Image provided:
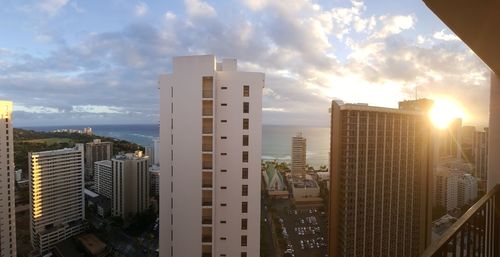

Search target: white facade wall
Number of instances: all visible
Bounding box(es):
[94,160,112,199]
[160,55,263,257]
[0,101,16,257]
[29,145,85,254]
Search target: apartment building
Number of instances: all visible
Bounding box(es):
[0,100,16,257]
[29,145,86,254]
[84,139,113,181]
[291,132,307,178]
[111,151,150,219]
[159,55,263,257]
[474,128,489,192]
[94,160,112,199]
[329,101,433,257]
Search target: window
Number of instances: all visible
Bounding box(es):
[202,77,213,98]
[243,135,249,146]
[221,86,228,90]
[242,168,248,179]
[241,253,247,257]
[221,203,227,207]
[220,237,227,240]
[241,235,247,246]
[221,103,227,106]
[221,136,227,139]
[221,169,227,172]
[202,136,213,152]
[242,202,248,213]
[221,120,227,123]
[242,185,248,196]
[220,220,226,224]
[243,119,249,130]
[243,85,249,97]
[221,153,227,156]
[241,219,248,230]
[243,102,249,113]
[242,151,248,163]
[221,186,227,189]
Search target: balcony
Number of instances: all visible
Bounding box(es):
[421,185,500,257]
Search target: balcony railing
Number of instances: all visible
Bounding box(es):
[421,184,500,257]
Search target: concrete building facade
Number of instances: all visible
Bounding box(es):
[29,145,86,254]
[111,151,150,220]
[84,139,113,181]
[159,55,263,257]
[94,160,112,199]
[0,100,16,257]
[474,128,488,191]
[329,101,433,257]
[291,132,307,178]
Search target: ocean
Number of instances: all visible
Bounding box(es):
[22,124,330,168]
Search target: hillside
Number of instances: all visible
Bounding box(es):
[14,128,144,177]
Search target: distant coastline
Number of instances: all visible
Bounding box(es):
[22,124,330,168]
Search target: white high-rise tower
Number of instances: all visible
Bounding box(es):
[0,100,17,257]
[159,55,264,257]
[29,145,85,254]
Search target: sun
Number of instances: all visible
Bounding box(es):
[429,99,465,129]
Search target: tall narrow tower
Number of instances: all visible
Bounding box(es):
[159,55,264,257]
[0,100,17,257]
[291,132,307,177]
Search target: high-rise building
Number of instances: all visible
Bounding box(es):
[329,100,433,257]
[84,139,113,181]
[145,146,154,166]
[149,165,160,197]
[435,158,478,211]
[438,118,462,159]
[153,138,160,166]
[0,100,16,257]
[159,55,263,257]
[94,160,112,199]
[29,145,86,254]
[461,125,476,162]
[111,151,150,219]
[291,132,307,178]
[474,128,489,192]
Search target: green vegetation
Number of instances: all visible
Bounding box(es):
[14,128,144,177]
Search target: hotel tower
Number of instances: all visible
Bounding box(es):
[329,101,433,257]
[159,55,263,257]
[0,101,16,257]
[29,145,85,254]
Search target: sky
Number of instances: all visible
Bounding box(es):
[0,0,490,127]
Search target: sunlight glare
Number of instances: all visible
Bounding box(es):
[429,99,465,129]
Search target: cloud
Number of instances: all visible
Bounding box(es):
[37,0,70,15]
[134,2,149,17]
[433,29,460,41]
[375,15,416,38]
[184,0,216,17]
[72,105,124,114]
[0,0,490,127]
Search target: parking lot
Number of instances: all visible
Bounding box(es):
[273,200,328,257]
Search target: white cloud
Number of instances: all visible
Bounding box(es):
[375,15,415,38]
[14,105,60,114]
[433,30,460,41]
[37,0,69,15]
[263,107,286,112]
[184,0,216,17]
[134,2,149,17]
[72,105,124,114]
[165,11,176,21]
